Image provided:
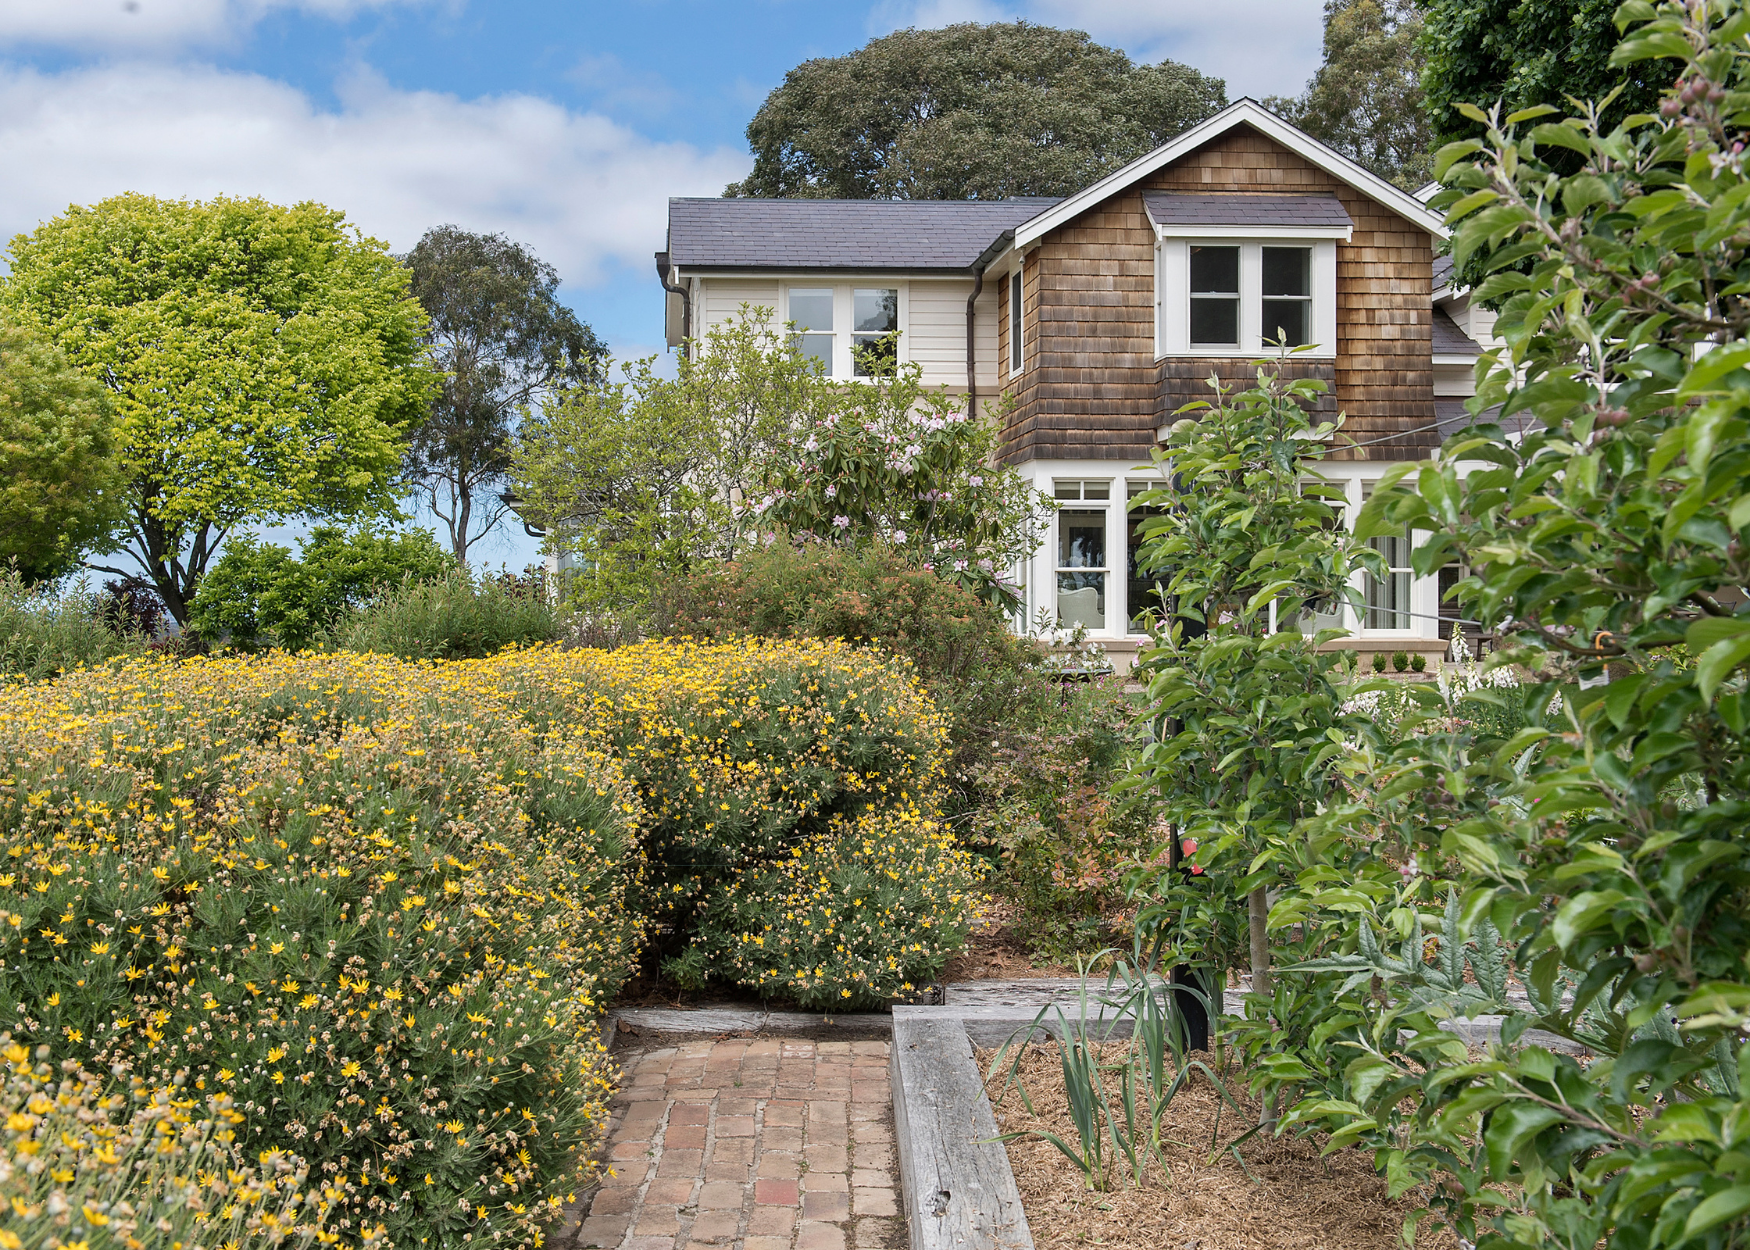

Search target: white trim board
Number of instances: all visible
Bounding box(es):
[1014,99,1449,249]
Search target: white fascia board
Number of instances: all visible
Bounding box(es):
[1014,99,1449,248]
[1152,223,1353,241]
[1434,353,1481,366]
[679,268,955,283]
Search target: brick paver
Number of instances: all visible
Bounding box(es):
[551,1039,903,1250]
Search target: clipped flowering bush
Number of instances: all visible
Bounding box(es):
[0,651,644,1248]
[692,806,981,1009]
[472,639,974,1003]
[0,1036,342,1250]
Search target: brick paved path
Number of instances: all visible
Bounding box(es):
[556,1038,904,1250]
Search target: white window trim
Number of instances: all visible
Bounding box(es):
[1154,234,1339,359]
[778,282,910,380]
[1008,268,1024,377]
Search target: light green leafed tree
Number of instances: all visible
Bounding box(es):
[0,194,436,625]
[0,316,123,585]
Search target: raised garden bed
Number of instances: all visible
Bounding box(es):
[977,1042,1459,1250]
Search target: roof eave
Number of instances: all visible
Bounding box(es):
[1014,99,1449,248]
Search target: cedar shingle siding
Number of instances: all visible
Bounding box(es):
[995,125,1435,465]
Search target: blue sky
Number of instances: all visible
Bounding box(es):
[0,0,1325,568]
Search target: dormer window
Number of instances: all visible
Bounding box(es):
[1148,193,1352,359]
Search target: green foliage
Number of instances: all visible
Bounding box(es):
[0,194,436,625]
[0,316,122,584]
[1392,649,1409,672]
[725,22,1226,200]
[1266,0,1433,189]
[966,677,1149,959]
[401,226,607,561]
[514,308,1046,619]
[513,311,828,613]
[329,565,558,660]
[1419,0,1667,148]
[0,569,140,681]
[1124,361,1378,1005]
[1208,7,1750,1247]
[188,525,452,651]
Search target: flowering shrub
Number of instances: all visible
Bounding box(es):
[693,807,981,1009]
[753,368,1048,611]
[0,651,643,1248]
[0,1037,342,1250]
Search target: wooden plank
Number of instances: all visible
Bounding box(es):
[891,1014,1034,1250]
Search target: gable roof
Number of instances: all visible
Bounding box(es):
[1014,99,1447,249]
[666,196,1060,271]
[1143,191,1352,229]
[1432,307,1481,356]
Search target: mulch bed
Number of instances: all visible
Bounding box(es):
[977,1042,1460,1250]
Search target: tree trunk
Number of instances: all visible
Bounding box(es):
[1248,886,1271,1000]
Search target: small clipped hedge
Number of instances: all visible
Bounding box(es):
[0,652,643,1247]
[695,805,979,1008]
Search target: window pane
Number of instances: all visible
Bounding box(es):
[1127,507,1168,633]
[1057,572,1106,630]
[797,333,833,375]
[1365,530,1411,628]
[852,334,896,377]
[788,289,833,332]
[1261,247,1309,297]
[1190,296,1239,346]
[1261,299,1308,347]
[1058,510,1106,569]
[1054,481,1081,501]
[854,288,897,333]
[1082,481,1110,501]
[1010,272,1023,370]
[1190,245,1239,294]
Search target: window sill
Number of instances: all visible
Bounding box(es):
[1158,346,1336,361]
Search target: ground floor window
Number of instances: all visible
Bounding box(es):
[1054,480,1109,630]
[1126,482,1170,632]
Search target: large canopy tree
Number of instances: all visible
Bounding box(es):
[400,226,606,563]
[1418,0,1668,147]
[0,194,434,625]
[725,22,1227,201]
[1267,0,1434,190]
[0,316,123,584]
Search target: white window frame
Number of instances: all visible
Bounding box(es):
[1329,472,1439,639]
[778,282,910,379]
[1009,268,1024,376]
[1154,230,1344,359]
[1052,478,1113,633]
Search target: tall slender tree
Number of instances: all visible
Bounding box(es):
[401,226,606,562]
[1266,0,1433,190]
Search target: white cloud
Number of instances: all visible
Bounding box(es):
[0,61,750,300]
[0,0,433,51]
[872,0,1324,101]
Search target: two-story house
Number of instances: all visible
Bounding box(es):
[657,100,1487,670]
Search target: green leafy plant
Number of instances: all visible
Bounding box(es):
[1392,649,1409,672]
[0,569,141,681]
[189,525,452,651]
[1372,651,1387,672]
[1411,652,1427,672]
[329,564,558,659]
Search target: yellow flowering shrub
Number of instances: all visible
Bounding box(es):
[0,1037,342,1250]
[695,806,982,1009]
[0,652,644,1248]
[471,638,946,914]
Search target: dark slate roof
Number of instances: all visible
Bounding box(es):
[1433,306,1482,356]
[1432,252,1455,290]
[666,197,1061,270]
[1141,192,1352,228]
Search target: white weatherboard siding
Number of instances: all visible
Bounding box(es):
[698,279,781,335]
[904,278,999,390]
[692,275,998,391]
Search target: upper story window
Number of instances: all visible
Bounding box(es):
[783,284,903,378]
[1009,269,1024,374]
[1164,240,1334,357]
